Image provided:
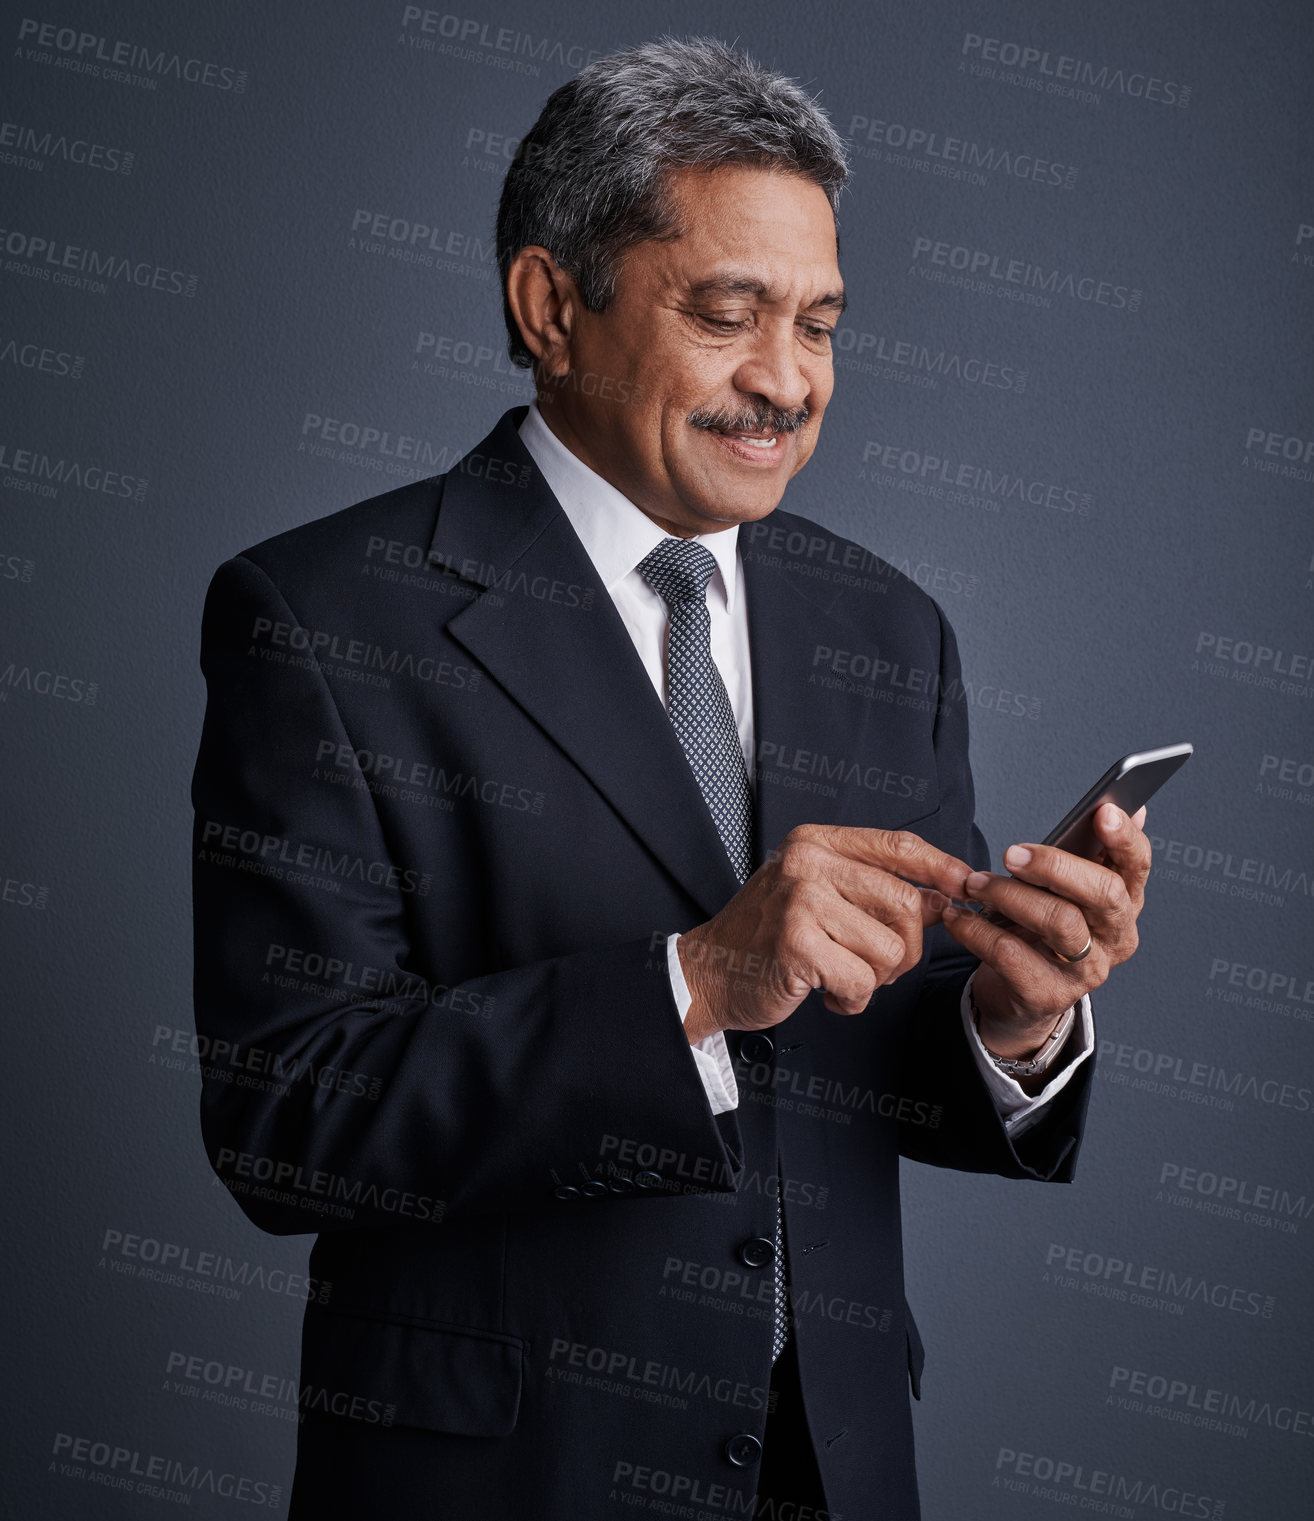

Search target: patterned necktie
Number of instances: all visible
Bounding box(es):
[637,536,789,1363]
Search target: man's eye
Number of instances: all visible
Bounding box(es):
[800,324,835,341]
[700,315,749,332]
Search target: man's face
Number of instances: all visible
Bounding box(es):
[536,163,844,536]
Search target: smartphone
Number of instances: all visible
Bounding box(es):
[1037,743,1193,859]
[978,743,1193,924]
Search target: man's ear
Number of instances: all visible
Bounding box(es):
[505,246,577,380]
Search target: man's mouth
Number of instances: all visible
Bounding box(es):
[689,403,809,445]
[687,404,809,468]
[699,428,796,467]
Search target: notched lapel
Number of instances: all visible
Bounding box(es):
[426,410,741,922]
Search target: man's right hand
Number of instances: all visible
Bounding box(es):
[677,824,973,1045]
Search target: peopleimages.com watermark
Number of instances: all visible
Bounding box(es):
[1192,631,1314,701]
[1097,1037,1312,1116]
[860,433,1092,515]
[957,32,1190,109]
[1205,954,1314,1022]
[396,8,605,74]
[0,439,147,501]
[1,334,85,379]
[1043,1241,1275,1320]
[50,1432,277,1508]
[0,659,98,705]
[150,1023,384,1101]
[1156,1160,1311,1235]
[97,1226,330,1303]
[243,611,483,695]
[0,118,134,174]
[909,234,1141,313]
[991,1446,1221,1518]
[1242,425,1314,484]
[15,18,249,93]
[348,207,495,279]
[1107,1364,1314,1440]
[214,1148,445,1225]
[0,226,197,297]
[164,1350,397,1428]
[1,870,49,908]
[546,1337,773,1416]
[847,111,1077,190]
[198,819,434,897]
[832,323,1027,395]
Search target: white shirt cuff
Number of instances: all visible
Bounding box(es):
[961,971,1094,1139]
[666,932,739,1116]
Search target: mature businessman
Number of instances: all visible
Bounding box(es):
[192,37,1151,1521]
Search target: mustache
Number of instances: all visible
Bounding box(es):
[688,402,810,436]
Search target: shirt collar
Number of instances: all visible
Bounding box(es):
[518,401,741,613]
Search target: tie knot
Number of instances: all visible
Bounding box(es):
[637,536,718,608]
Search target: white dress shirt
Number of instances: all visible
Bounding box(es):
[517,402,1092,1137]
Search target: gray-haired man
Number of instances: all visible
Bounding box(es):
[195,36,1150,1521]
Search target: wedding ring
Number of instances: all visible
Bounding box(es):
[1054,933,1093,964]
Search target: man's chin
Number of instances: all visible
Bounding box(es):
[680,492,786,531]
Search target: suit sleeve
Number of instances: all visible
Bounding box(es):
[191,554,742,1236]
[893,599,1093,1183]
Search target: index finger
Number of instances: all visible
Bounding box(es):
[824,824,972,899]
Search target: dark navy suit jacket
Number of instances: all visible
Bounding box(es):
[191,406,1091,1519]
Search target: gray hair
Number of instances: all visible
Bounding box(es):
[495,36,850,367]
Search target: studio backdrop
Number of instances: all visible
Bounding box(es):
[3,1,1311,1516]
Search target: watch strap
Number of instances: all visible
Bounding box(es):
[972,989,1077,1079]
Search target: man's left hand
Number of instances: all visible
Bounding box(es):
[935,803,1151,1060]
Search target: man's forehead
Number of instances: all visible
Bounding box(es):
[662,166,838,245]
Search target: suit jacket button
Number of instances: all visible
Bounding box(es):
[554,1185,581,1201]
[724,1433,763,1468]
[634,1170,664,1190]
[579,1180,608,1198]
[738,1236,775,1269]
[607,1176,637,1195]
[739,1033,774,1065]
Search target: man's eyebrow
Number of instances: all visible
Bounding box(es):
[811,290,848,315]
[685,275,848,315]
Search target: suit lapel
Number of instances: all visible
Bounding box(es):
[428,410,740,921]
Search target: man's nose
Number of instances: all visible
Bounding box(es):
[731,321,814,416]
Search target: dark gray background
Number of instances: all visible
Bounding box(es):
[3,1,1311,1515]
